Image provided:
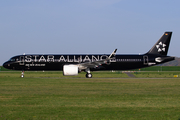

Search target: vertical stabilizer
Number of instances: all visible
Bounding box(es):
[146,32,172,56]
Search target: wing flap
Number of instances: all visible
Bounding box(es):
[78,49,117,70]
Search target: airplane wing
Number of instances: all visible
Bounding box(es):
[78,49,117,70]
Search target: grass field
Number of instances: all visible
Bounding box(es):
[0,71,180,119]
[134,66,180,71]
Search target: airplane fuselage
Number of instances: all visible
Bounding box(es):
[3,32,175,78]
[3,54,174,71]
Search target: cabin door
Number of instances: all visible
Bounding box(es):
[143,56,148,65]
[19,56,24,65]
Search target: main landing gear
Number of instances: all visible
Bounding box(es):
[86,73,92,78]
[21,71,24,78]
[85,68,92,78]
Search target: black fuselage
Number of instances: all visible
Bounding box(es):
[2,32,175,78]
[3,54,175,71]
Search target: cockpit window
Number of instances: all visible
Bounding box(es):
[11,59,15,61]
[9,58,15,62]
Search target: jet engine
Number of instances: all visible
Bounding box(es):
[63,65,78,76]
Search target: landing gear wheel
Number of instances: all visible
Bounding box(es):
[21,71,24,78]
[21,74,24,78]
[86,73,92,78]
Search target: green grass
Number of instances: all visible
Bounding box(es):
[133,71,180,78]
[133,66,180,71]
[0,66,11,71]
[0,72,180,119]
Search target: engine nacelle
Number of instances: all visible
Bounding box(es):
[63,65,78,76]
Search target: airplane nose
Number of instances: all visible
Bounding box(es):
[3,62,9,69]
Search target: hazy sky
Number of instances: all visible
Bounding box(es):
[1,0,180,65]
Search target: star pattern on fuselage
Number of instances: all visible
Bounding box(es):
[156,42,166,52]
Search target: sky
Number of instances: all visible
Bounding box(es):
[1,0,180,65]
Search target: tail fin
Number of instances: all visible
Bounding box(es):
[146,32,172,56]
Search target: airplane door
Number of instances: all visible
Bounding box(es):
[143,56,148,65]
[19,56,24,65]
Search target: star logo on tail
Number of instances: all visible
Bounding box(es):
[156,42,166,52]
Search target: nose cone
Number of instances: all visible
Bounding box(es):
[3,62,9,69]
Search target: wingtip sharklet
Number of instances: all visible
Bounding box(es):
[114,49,117,53]
[109,49,117,59]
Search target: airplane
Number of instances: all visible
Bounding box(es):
[3,32,175,78]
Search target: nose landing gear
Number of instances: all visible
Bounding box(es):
[21,71,24,78]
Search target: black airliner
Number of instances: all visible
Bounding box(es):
[3,32,175,78]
